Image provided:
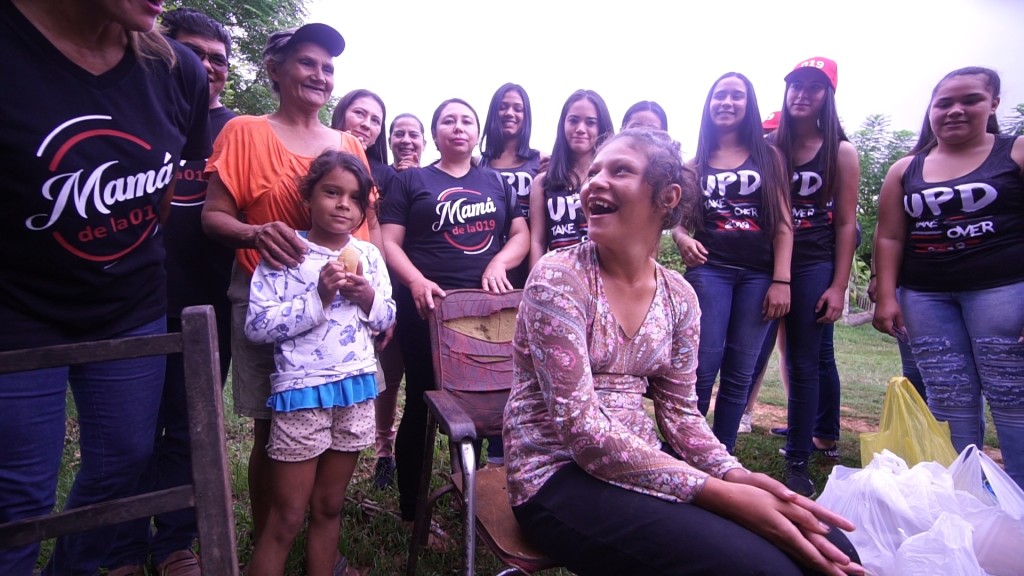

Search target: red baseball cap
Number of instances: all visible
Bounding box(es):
[762,111,781,132]
[784,57,838,91]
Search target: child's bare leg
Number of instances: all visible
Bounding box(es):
[248,458,319,576]
[306,450,360,576]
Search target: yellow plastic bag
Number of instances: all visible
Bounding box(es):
[860,377,958,468]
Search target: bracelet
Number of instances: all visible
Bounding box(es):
[771,279,790,285]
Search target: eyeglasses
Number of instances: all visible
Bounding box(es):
[181,42,229,72]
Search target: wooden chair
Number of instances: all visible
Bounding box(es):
[0,305,239,575]
[406,290,558,576]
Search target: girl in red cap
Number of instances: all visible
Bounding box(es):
[770,57,859,497]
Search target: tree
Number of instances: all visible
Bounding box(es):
[165,0,310,116]
[1000,103,1024,136]
[849,114,914,268]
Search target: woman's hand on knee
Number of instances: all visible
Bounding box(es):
[724,469,855,532]
[709,472,864,575]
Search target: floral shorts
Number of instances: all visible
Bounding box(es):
[267,401,374,462]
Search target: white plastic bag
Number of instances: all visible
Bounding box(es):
[817,450,958,575]
[818,447,1024,575]
[894,512,985,575]
[948,445,1024,576]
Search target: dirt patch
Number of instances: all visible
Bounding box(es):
[748,402,876,434]
[749,402,1004,466]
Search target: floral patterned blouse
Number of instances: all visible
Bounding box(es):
[503,241,742,506]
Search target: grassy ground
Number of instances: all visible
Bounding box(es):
[44,237,1000,574]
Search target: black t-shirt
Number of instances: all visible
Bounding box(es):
[900,135,1024,291]
[694,156,773,272]
[790,147,835,265]
[370,158,396,198]
[164,105,235,319]
[380,164,523,290]
[0,0,211,350]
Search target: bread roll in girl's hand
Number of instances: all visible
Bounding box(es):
[338,245,362,276]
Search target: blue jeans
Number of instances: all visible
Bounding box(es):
[813,324,841,442]
[783,262,834,463]
[900,282,1024,488]
[896,288,927,401]
[685,264,773,452]
[0,317,166,576]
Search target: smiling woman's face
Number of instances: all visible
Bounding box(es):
[269,41,334,111]
[340,96,384,149]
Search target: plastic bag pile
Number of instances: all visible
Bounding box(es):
[818,447,1024,575]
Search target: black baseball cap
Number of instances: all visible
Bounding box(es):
[264,23,345,58]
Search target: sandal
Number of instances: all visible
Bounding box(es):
[155,549,201,576]
[814,444,840,460]
[777,444,840,460]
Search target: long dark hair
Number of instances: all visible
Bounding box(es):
[331,89,388,166]
[480,83,538,161]
[547,89,615,192]
[771,78,848,208]
[910,66,1002,156]
[691,72,790,238]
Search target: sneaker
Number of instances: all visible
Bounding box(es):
[784,460,816,498]
[769,426,788,437]
[738,412,753,434]
[373,456,395,490]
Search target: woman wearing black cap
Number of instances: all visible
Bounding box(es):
[201,22,379,548]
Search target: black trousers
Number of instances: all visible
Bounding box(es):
[513,463,860,576]
[393,285,435,520]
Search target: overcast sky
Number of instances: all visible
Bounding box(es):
[307,0,1024,163]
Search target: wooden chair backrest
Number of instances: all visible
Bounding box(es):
[427,289,523,438]
[0,305,238,575]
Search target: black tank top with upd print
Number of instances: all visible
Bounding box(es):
[694,155,773,272]
[900,134,1024,291]
[790,146,835,265]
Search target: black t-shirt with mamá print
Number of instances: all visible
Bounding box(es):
[165,105,236,319]
[0,0,210,350]
[380,164,523,290]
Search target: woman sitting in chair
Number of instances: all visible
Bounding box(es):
[503,129,863,576]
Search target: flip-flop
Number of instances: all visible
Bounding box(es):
[814,444,840,460]
[778,445,840,459]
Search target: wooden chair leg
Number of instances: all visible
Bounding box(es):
[181,306,239,575]
[407,413,438,576]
